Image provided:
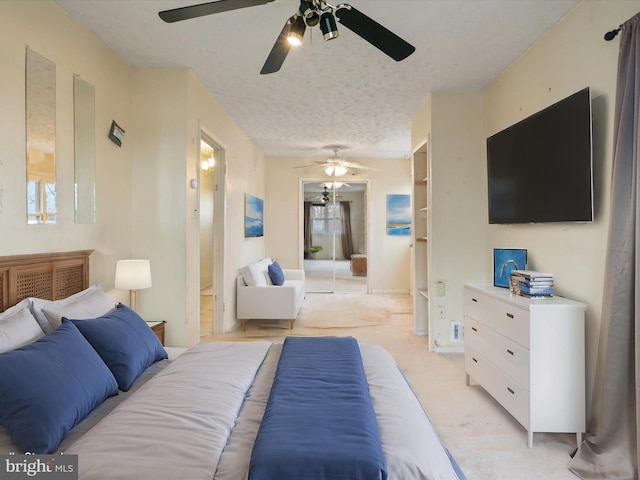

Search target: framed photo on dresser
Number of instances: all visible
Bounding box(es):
[493,248,527,288]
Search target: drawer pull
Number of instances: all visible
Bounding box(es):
[506,312,514,319]
[472,297,478,303]
[507,387,515,395]
[472,327,478,332]
[472,357,478,363]
[507,349,514,356]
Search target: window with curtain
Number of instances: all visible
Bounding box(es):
[312,204,342,235]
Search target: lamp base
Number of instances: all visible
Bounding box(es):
[129,289,138,311]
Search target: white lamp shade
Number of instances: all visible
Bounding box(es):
[324,165,347,177]
[115,259,152,290]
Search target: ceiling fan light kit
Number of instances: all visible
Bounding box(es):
[159,0,415,74]
[294,146,375,177]
[324,164,347,177]
[319,11,339,40]
[300,0,320,27]
[287,15,306,46]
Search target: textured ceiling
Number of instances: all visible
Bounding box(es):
[55,0,579,160]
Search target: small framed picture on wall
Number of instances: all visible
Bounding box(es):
[244,194,264,237]
[386,194,412,236]
[108,120,125,147]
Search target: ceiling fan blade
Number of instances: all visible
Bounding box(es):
[159,0,274,23]
[335,4,415,61]
[261,17,306,74]
[341,161,375,170]
[294,163,330,169]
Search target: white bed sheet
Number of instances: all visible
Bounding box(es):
[68,342,271,480]
[0,342,463,480]
[214,342,461,480]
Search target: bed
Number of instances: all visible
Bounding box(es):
[0,251,466,480]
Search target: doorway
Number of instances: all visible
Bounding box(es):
[199,134,225,336]
[302,180,368,294]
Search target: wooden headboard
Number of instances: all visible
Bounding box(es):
[0,250,93,312]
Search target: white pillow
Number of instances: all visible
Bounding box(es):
[241,265,257,286]
[0,299,45,353]
[31,285,116,332]
[242,258,273,287]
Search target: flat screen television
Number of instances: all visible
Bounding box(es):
[486,87,593,224]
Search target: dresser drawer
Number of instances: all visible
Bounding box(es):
[466,346,529,428]
[464,289,529,348]
[465,317,529,388]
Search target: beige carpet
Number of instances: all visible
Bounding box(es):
[296,293,397,328]
[202,293,580,479]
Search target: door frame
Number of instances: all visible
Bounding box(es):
[198,128,227,336]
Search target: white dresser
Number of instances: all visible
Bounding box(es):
[464,283,586,447]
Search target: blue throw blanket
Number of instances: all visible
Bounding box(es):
[249,336,387,480]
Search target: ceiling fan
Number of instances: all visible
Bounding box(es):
[295,145,373,176]
[158,0,416,74]
[305,186,343,203]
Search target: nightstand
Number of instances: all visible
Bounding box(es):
[146,321,165,346]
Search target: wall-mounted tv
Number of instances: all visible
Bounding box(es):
[487,87,593,224]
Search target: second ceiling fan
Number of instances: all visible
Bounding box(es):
[159,0,416,74]
[295,145,374,177]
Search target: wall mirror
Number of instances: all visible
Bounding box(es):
[73,76,96,223]
[302,181,368,294]
[26,48,57,224]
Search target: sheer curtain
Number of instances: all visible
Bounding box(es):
[340,201,354,259]
[569,12,640,479]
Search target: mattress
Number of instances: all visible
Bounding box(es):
[0,342,465,480]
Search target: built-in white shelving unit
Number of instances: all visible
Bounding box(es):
[411,140,431,336]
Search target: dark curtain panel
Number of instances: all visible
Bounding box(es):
[340,201,354,260]
[569,12,640,479]
[304,202,313,253]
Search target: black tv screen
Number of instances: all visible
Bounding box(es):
[487,87,593,224]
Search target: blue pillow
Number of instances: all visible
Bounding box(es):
[70,304,168,391]
[268,261,285,286]
[0,319,118,453]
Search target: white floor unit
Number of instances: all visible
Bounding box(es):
[464,283,587,447]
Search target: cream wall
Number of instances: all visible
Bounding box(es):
[483,0,639,412]
[411,93,487,349]
[130,69,267,345]
[187,73,267,337]
[129,69,191,346]
[266,157,412,294]
[0,2,268,345]
[0,1,134,290]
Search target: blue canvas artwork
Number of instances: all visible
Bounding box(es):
[386,194,412,236]
[245,194,264,237]
[493,248,527,288]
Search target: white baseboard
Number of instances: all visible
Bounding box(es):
[371,289,410,295]
[434,345,464,353]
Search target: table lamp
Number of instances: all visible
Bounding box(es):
[115,259,152,311]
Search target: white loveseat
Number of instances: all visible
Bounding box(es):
[236,258,305,331]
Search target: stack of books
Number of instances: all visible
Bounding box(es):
[510,270,554,298]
